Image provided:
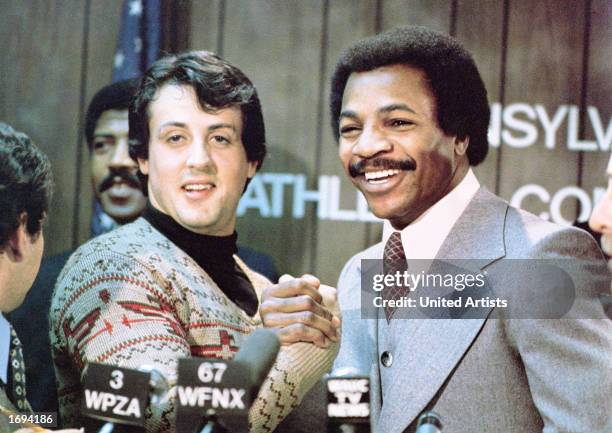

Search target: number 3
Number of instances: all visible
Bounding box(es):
[110,370,124,389]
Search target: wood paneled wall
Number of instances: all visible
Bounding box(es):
[0,0,123,251]
[1,0,609,285]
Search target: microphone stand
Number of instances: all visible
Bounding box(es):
[198,412,228,433]
[98,422,114,433]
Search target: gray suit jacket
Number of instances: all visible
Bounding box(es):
[335,188,611,433]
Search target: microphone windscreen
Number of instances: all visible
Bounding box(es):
[234,328,280,387]
[416,411,442,433]
[137,365,169,405]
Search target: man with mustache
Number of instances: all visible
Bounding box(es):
[87,79,148,235]
[49,51,339,432]
[331,26,611,433]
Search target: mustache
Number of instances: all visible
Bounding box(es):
[99,168,142,193]
[348,157,417,178]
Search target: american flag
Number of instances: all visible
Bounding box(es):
[112,0,162,82]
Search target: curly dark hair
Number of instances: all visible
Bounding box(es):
[330,26,490,166]
[0,122,53,248]
[84,78,140,149]
[129,51,266,168]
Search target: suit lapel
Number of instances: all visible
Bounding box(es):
[377,187,508,433]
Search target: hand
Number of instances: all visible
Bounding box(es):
[260,274,341,348]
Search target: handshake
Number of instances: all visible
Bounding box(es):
[260,274,341,349]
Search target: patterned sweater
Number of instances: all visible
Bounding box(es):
[49,218,338,432]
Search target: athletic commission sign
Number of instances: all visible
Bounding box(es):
[237,103,610,226]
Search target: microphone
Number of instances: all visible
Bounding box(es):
[232,328,281,391]
[137,364,171,407]
[98,365,169,433]
[415,411,443,433]
[326,367,371,433]
[207,328,280,433]
[79,363,169,433]
[175,328,280,433]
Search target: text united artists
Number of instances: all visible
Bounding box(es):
[373,295,508,309]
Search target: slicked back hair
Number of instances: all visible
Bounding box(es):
[0,123,53,248]
[330,26,490,166]
[129,51,266,169]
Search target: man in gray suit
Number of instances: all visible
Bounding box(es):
[330,26,611,432]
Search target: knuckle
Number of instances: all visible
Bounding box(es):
[261,286,273,300]
[315,333,327,346]
[259,300,275,316]
[300,311,316,325]
[301,295,316,310]
[294,323,308,336]
[289,278,303,289]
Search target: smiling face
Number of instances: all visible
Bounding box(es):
[138,84,257,236]
[338,64,469,230]
[90,109,146,224]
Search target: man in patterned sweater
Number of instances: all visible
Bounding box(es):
[50,51,340,432]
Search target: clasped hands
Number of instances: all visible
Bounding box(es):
[259,274,341,348]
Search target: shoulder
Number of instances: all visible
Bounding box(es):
[504,205,603,260]
[52,219,184,311]
[61,218,174,273]
[72,218,160,256]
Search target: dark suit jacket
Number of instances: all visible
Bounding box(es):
[8,251,70,413]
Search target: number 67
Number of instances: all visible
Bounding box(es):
[198,362,227,383]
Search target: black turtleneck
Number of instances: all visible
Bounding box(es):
[142,202,258,316]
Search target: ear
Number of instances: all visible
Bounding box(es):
[454,136,469,157]
[138,157,149,175]
[246,160,258,179]
[5,218,28,263]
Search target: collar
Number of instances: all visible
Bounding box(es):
[141,203,258,316]
[142,202,238,263]
[382,168,480,259]
[0,314,10,385]
[91,201,119,237]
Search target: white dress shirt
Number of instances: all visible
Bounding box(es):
[382,168,480,260]
[0,313,11,385]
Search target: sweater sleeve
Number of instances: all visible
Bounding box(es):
[50,249,190,432]
[244,267,340,433]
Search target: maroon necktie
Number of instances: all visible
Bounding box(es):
[383,232,408,321]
